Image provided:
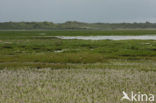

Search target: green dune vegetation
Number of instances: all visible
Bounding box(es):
[0,21,156,30]
[0,30,155,103]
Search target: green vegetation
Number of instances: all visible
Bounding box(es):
[0,30,156,69]
[0,21,156,30]
[0,30,156,39]
[0,30,155,103]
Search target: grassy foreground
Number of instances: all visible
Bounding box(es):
[0,68,155,103]
[0,30,156,103]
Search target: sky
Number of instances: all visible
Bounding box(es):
[0,0,156,23]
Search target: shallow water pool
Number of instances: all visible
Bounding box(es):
[55,35,156,40]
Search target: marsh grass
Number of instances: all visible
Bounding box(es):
[0,37,156,67]
[0,30,156,103]
[0,60,155,72]
[0,31,156,71]
[0,68,155,103]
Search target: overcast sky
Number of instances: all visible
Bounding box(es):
[0,0,156,23]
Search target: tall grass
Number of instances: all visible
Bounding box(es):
[0,68,155,103]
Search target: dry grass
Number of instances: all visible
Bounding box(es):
[0,68,155,103]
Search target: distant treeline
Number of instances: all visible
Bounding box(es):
[0,21,156,30]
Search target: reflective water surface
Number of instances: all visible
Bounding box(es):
[55,36,156,40]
